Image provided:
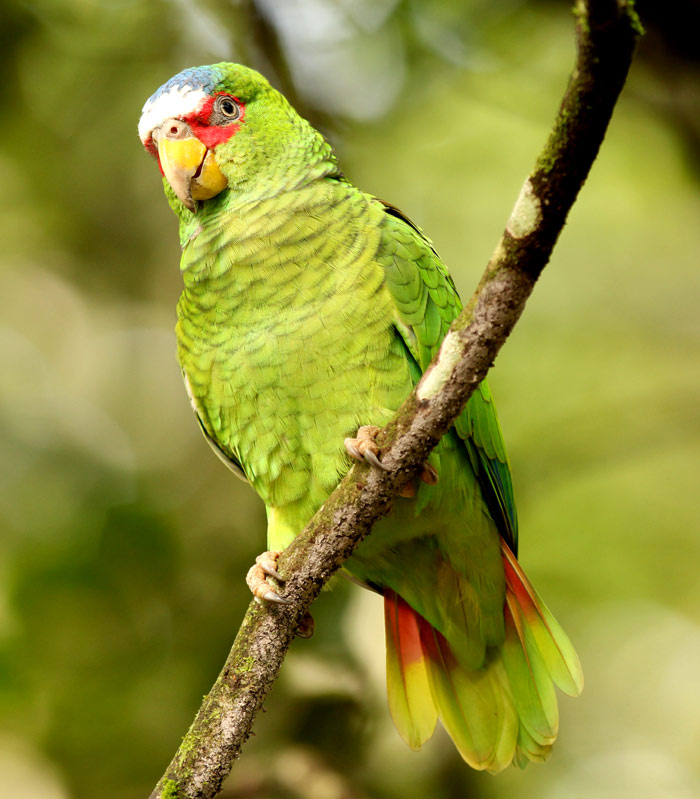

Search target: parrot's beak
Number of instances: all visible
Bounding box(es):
[153,119,228,212]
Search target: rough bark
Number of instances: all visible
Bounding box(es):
[151,2,641,797]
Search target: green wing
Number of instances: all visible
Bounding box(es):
[376,200,518,553]
[195,410,249,483]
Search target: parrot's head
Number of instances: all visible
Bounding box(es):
[139,63,333,215]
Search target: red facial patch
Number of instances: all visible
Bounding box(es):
[144,135,158,158]
[185,92,246,149]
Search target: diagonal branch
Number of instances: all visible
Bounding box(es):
[151,2,641,797]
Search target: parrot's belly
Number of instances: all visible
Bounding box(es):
[177,295,414,542]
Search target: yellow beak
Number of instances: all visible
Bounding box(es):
[154,119,228,211]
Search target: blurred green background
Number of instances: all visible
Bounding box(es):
[1,1,699,797]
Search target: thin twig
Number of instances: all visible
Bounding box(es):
[150,2,641,797]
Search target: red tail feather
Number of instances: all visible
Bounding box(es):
[384,590,438,750]
[382,542,582,771]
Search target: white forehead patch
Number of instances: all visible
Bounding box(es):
[138,84,208,144]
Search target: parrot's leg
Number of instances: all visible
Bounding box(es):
[345,426,439,496]
[246,552,316,638]
[246,551,292,604]
[396,463,439,498]
[344,425,389,470]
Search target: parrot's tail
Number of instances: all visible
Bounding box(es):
[383,540,583,773]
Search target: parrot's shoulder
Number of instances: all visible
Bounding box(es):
[376,198,458,293]
[377,199,439,255]
[370,197,461,370]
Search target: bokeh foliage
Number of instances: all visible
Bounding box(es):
[1,1,699,797]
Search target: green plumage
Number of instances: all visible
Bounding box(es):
[142,62,582,772]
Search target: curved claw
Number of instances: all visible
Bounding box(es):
[259,561,284,581]
[261,589,292,605]
[363,448,391,471]
[344,441,362,461]
[247,550,291,604]
[345,426,391,472]
[420,462,439,485]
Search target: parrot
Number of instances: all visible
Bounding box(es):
[138,62,583,773]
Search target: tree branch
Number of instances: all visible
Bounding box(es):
[150,2,641,797]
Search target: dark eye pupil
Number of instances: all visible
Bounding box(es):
[222,100,235,115]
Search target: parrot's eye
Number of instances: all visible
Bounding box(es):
[220,99,237,116]
[212,95,241,124]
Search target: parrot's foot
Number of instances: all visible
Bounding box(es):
[345,426,439,496]
[344,426,390,471]
[246,551,292,604]
[420,462,439,485]
[343,425,438,499]
[296,611,315,639]
[397,462,440,498]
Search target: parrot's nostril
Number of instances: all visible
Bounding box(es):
[158,119,193,140]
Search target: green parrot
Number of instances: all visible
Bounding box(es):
[139,62,582,772]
